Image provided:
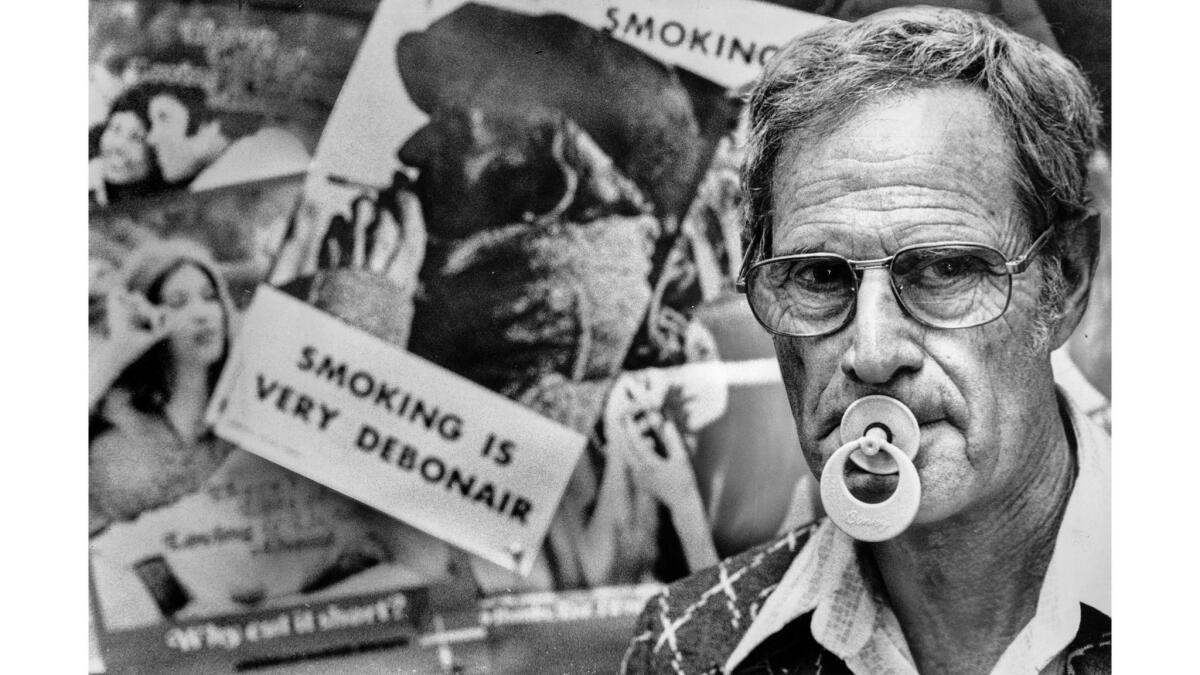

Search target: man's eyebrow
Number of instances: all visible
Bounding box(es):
[773,242,825,257]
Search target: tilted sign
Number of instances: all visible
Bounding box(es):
[208,287,587,575]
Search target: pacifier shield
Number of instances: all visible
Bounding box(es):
[840,395,920,474]
[820,438,921,542]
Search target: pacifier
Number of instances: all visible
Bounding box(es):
[819,395,922,542]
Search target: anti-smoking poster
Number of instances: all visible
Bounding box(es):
[209,0,828,602]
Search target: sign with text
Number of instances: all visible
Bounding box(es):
[209,286,587,575]
[581,0,835,88]
[308,0,833,189]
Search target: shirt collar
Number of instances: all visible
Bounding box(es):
[992,392,1110,673]
[1052,348,1108,418]
[724,390,1110,675]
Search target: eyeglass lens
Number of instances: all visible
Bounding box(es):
[747,245,1013,336]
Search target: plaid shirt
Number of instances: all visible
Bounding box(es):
[621,393,1110,675]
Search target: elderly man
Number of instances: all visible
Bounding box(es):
[621,7,1107,675]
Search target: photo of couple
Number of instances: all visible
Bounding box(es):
[88,0,368,206]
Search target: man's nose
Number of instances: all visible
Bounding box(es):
[839,269,923,385]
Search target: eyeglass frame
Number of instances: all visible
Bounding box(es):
[734,224,1055,338]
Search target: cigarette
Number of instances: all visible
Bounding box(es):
[666,358,783,388]
[327,169,417,192]
[718,358,783,387]
[326,174,386,192]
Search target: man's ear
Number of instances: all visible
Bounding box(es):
[1048,212,1101,350]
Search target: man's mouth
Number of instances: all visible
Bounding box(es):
[841,466,900,504]
[820,399,945,441]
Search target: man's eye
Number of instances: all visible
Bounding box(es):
[791,260,849,290]
[933,258,968,277]
[918,254,990,285]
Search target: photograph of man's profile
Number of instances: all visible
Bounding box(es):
[268,1,774,592]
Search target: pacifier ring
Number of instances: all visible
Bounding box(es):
[863,422,893,444]
[841,395,920,475]
[820,438,921,542]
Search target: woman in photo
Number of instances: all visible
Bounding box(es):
[89,239,450,623]
[89,238,234,537]
[89,86,167,206]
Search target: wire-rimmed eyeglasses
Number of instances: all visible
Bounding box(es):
[734,227,1053,338]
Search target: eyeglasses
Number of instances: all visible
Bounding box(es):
[735,227,1052,337]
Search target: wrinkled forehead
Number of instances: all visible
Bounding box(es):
[767,86,1023,252]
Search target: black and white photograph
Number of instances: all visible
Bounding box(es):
[88,0,369,207]
[75,0,1115,672]
[244,0,849,599]
[88,178,459,673]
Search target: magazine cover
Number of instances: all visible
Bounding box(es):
[89,178,466,673]
[208,0,832,599]
[88,0,368,208]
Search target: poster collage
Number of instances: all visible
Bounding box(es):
[88,0,1111,672]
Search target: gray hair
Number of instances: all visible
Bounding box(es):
[742,7,1101,271]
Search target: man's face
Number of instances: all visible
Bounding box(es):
[146,94,213,183]
[398,106,566,239]
[769,85,1061,526]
